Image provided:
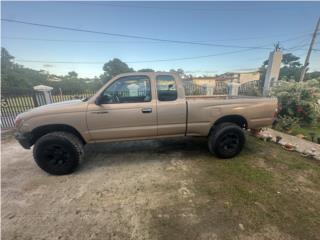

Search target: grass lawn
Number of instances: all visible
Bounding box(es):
[290,123,320,142]
[152,135,320,240]
[2,135,320,239]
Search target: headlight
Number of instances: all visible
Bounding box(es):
[14,115,23,128]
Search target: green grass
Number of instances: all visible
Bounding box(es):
[191,136,320,239]
[149,136,320,240]
[290,123,320,142]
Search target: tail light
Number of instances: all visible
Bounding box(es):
[274,108,278,118]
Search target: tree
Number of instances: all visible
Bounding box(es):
[279,54,302,81]
[1,47,102,91]
[137,68,155,72]
[170,68,186,78]
[1,47,14,71]
[282,53,301,66]
[101,58,134,83]
[260,52,303,82]
[66,71,78,80]
[1,48,50,89]
[306,71,320,80]
[262,53,301,67]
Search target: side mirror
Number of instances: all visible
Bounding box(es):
[95,95,110,105]
[95,95,102,105]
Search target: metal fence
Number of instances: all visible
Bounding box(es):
[51,89,96,103]
[184,81,261,96]
[1,89,37,129]
[1,88,97,129]
[184,83,228,96]
[238,80,261,96]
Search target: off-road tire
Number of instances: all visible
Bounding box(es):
[33,132,84,175]
[208,123,245,158]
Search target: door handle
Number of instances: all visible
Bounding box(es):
[141,108,152,113]
[91,110,109,114]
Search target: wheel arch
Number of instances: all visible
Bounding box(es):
[30,124,86,146]
[209,115,248,135]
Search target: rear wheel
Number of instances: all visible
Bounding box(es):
[33,132,84,175]
[208,123,245,158]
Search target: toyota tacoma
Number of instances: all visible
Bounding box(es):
[15,72,277,175]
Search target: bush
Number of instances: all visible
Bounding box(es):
[274,116,300,132]
[271,79,320,126]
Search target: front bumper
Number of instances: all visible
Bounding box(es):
[14,131,33,149]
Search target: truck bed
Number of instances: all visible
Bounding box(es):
[186,95,268,100]
[185,96,277,136]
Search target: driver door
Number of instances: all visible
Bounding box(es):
[86,75,157,141]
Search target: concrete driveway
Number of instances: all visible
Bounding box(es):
[2,136,320,240]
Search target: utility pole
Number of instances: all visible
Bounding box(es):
[299,17,320,82]
[263,45,282,96]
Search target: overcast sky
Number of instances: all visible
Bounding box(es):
[2,1,320,77]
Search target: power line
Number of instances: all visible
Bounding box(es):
[13,42,315,65]
[77,2,244,12]
[75,2,316,13]
[2,33,310,45]
[128,48,266,63]
[3,19,316,66]
[282,36,310,49]
[1,18,275,50]
[2,37,161,44]
[15,59,103,65]
[14,48,267,65]
[284,43,310,51]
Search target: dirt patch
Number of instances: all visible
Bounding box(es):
[2,136,320,240]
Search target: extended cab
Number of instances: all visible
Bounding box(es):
[15,72,277,175]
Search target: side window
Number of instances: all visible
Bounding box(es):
[156,75,177,101]
[100,76,151,104]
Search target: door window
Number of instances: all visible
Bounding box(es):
[100,76,151,104]
[156,75,177,101]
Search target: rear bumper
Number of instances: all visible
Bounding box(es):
[14,131,32,149]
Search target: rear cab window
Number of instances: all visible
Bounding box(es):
[156,75,177,101]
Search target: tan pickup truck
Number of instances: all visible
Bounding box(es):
[15,72,277,175]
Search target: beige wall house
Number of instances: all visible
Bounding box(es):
[192,70,260,87]
[48,75,62,82]
[233,71,260,84]
[192,76,218,87]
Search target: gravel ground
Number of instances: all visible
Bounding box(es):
[2,135,320,240]
[1,136,215,240]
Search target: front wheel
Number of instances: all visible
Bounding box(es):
[208,123,245,158]
[33,132,84,175]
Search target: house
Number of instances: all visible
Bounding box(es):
[218,70,260,84]
[192,76,218,86]
[191,70,260,87]
[48,75,62,82]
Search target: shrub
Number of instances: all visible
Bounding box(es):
[274,115,300,132]
[271,79,320,126]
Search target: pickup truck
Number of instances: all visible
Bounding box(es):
[15,72,277,175]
